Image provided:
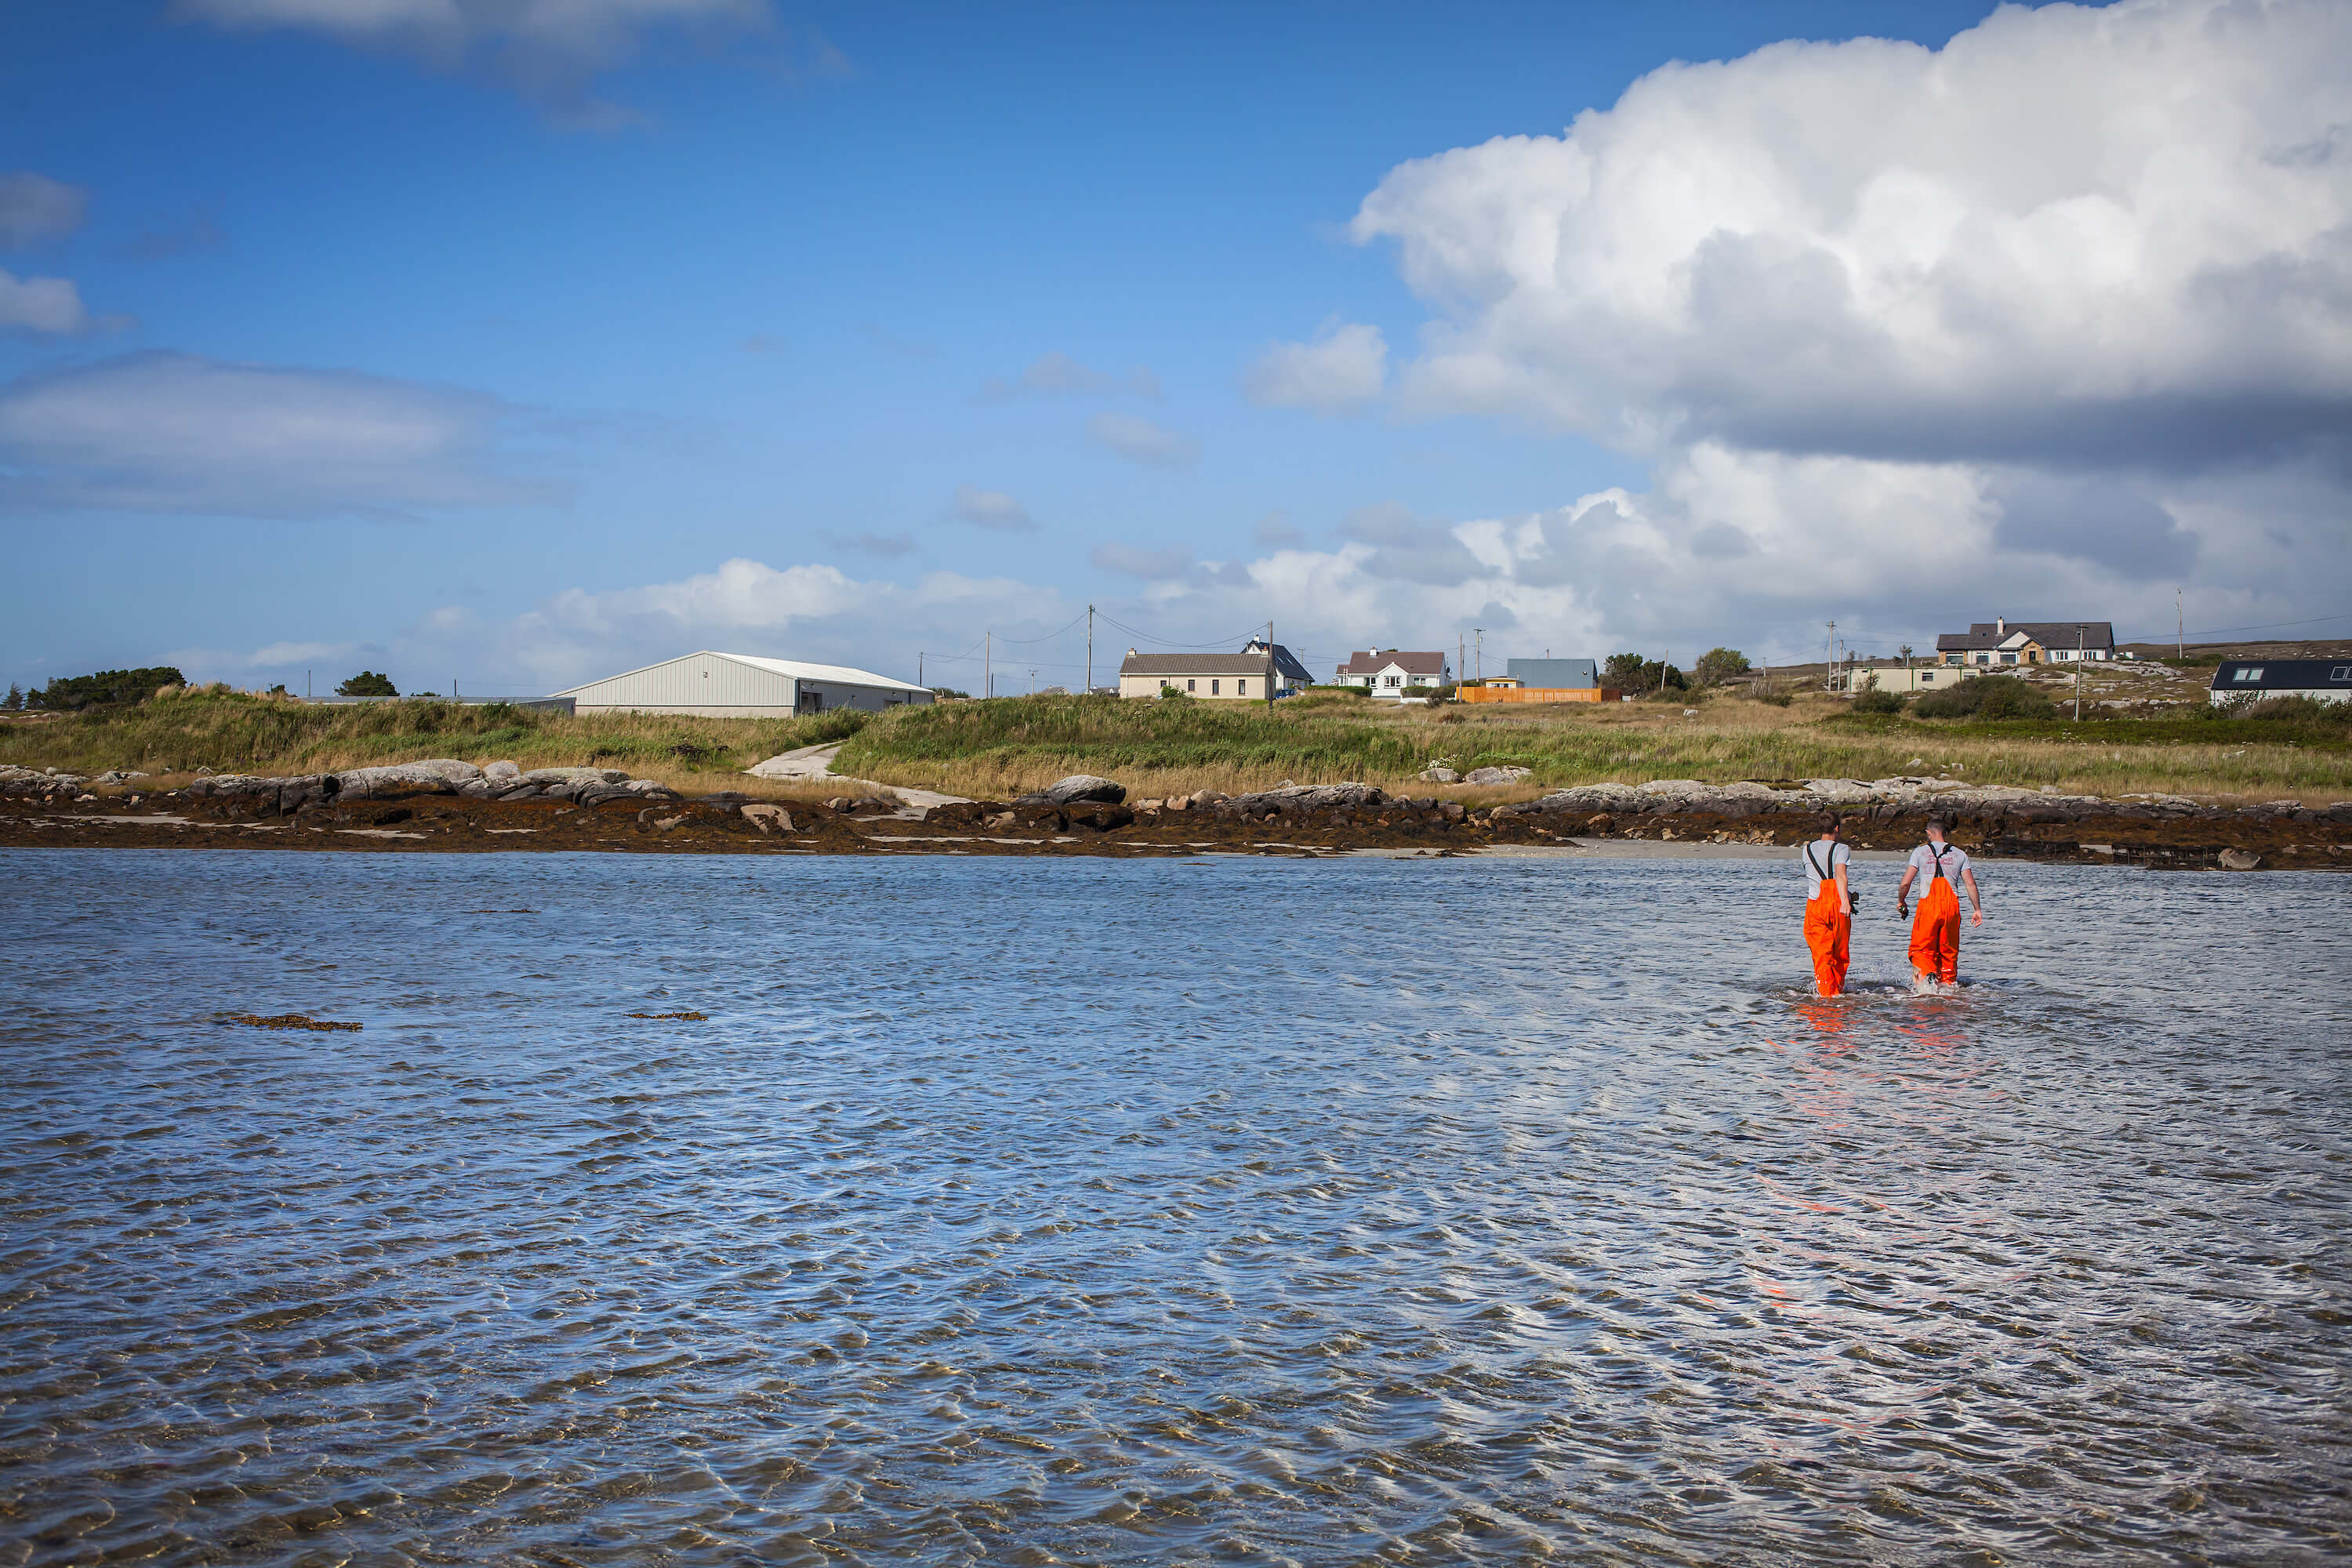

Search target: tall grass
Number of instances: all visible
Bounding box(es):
[6,688,2344,805]
[830,692,2351,804]
[0,690,867,782]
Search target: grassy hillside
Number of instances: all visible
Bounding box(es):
[833,689,2351,804]
[5,683,2345,806]
[0,688,868,797]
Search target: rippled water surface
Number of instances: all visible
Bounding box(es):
[4,848,2348,1566]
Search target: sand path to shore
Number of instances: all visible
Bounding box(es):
[745,742,970,814]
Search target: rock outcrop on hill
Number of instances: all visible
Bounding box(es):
[0,758,691,810]
[3,760,2343,869]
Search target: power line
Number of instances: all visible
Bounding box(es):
[993,610,1090,647]
[1093,610,1279,651]
[2136,609,2352,641]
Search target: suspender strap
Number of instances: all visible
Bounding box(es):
[1927,843,1948,883]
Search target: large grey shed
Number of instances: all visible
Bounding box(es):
[550,651,934,717]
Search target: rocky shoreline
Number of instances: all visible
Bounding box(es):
[1,764,2343,870]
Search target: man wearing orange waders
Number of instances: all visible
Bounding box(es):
[1800,813,1853,996]
[1896,815,1983,992]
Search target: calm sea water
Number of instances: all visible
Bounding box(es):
[2,848,2347,1566]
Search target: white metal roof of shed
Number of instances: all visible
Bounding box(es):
[552,650,930,698]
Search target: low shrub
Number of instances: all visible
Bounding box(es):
[1912,674,2055,720]
[2242,694,2351,724]
[1852,688,1906,716]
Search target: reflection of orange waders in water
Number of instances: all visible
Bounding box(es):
[1909,844,1962,984]
[1803,842,1849,996]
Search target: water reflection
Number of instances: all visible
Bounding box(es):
[0,849,2345,1566]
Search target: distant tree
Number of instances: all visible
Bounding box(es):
[1693,648,1751,687]
[2,684,19,711]
[336,670,398,697]
[1605,652,1686,695]
[24,666,187,711]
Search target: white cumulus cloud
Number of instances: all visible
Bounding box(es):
[953,485,1033,530]
[1351,0,2352,471]
[978,351,1161,402]
[0,172,89,249]
[178,0,807,128]
[0,351,564,519]
[0,270,98,335]
[1243,321,1387,413]
[1087,411,1199,466]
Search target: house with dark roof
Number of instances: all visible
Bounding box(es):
[2209,659,2352,706]
[1335,648,1450,699]
[1935,616,2115,668]
[1117,638,1312,700]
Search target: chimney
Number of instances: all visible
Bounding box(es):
[1995,615,2005,635]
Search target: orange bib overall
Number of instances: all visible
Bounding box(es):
[1805,886,1850,996]
[1803,842,1849,996]
[1908,856,1961,983]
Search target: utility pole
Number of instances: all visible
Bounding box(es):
[1086,605,1094,695]
[1825,620,1837,692]
[1265,619,1275,707]
[985,630,991,699]
[1659,649,1669,696]
[2176,587,2184,661]
[1458,633,1465,687]
[918,652,924,689]
[2074,624,2085,720]
[1473,627,1484,684]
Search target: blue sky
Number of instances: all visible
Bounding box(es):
[4,0,2347,697]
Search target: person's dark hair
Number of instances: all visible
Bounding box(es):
[1819,811,1842,833]
[1926,814,1950,833]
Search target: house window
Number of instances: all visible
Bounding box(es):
[2001,652,2018,664]
[1187,678,1196,691]
[1211,679,1220,695]
[1237,679,1247,695]
[1385,674,1401,688]
[2236,668,2262,682]
[1922,672,1936,684]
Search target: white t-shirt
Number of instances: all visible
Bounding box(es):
[1908,841,1971,890]
[1800,838,1849,895]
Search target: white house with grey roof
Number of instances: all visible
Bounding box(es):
[1118,638,1312,700]
[550,651,934,717]
[1335,648,1450,698]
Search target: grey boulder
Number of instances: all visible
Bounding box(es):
[1028,775,1127,806]
[337,758,483,798]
